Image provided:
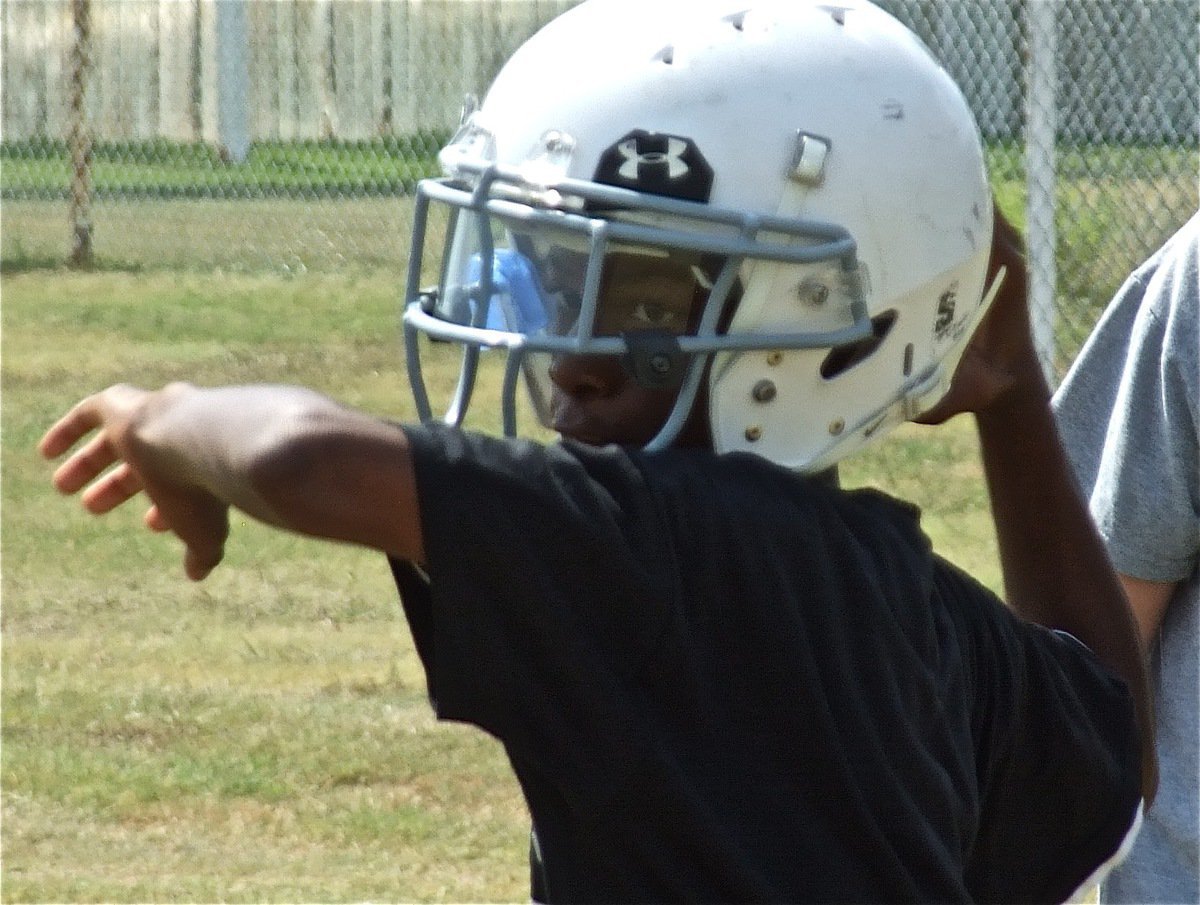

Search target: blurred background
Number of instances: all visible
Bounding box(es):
[4,0,1197,371]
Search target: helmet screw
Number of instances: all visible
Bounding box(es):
[649,353,672,375]
[796,279,830,306]
[744,426,763,442]
[828,418,845,436]
[751,379,777,403]
[766,351,784,366]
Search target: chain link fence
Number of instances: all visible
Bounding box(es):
[884,0,1198,373]
[3,0,1197,375]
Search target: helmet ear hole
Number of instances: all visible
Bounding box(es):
[819,309,897,380]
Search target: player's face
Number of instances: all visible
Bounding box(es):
[546,252,712,448]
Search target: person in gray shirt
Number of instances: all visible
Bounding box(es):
[1054,212,1199,904]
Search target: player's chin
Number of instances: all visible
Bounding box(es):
[551,401,669,449]
[554,417,651,448]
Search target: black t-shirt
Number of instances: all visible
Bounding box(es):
[388,424,1141,904]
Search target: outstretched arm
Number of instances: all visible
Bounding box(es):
[39,383,425,580]
[918,210,1157,804]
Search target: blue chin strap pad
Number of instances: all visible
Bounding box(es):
[467,249,549,334]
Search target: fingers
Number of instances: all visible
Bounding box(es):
[40,383,149,461]
[144,504,171,532]
[80,461,145,514]
[50,431,119,495]
[46,399,144,512]
[43,384,150,504]
[38,394,106,461]
[41,384,229,581]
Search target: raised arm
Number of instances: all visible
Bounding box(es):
[1119,574,1179,654]
[917,210,1157,804]
[39,383,425,580]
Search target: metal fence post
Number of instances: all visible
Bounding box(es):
[68,0,93,267]
[1025,0,1059,382]
[215,0,250,162]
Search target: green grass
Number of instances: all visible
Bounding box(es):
[1,196,425,275]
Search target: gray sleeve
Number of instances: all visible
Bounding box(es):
[1054,215,1200,584]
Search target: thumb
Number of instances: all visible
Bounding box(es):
[142,484,230,581]
[184,542,225,582]
[176,501,229,581]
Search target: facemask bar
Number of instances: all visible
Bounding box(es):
[403,161,874,447]
[403,196,486,429]
[646,251,744,451]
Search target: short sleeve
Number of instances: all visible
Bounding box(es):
[1090,285,1200,582]
[1055,215,1200,584]
[932,560,1143,904]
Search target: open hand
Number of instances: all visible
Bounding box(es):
[39,383,230,580]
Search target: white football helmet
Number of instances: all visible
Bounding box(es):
[403,0,999,472]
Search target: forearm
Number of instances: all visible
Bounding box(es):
[1118,573,1178,654]
[975,392,1156,800]
[136,384,425,561]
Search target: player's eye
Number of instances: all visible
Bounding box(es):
[630,301,682,329]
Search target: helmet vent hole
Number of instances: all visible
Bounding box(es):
[820,309,897,380]
[821,5,848,26]
[653,45,675,65]
[724,10,749,31]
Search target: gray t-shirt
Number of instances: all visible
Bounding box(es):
[1054,212,1200,905]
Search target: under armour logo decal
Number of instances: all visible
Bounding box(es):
[616,136,692,181]
[594,130,714,203]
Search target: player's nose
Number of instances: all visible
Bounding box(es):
[548,352,626,399]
